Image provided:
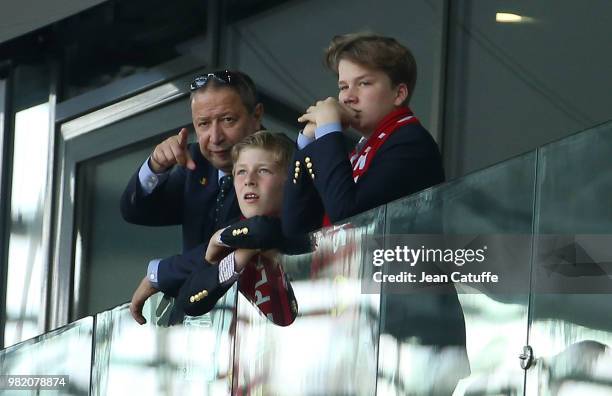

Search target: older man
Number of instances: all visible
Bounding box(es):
[121,70,263,251]
[121,70,263,323]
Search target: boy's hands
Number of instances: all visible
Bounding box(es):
[298,97,358,130]
[302,121,316,139]
[204,230,259,271]
[205,228,233,265]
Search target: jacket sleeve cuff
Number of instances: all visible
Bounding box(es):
[297,132,315,149]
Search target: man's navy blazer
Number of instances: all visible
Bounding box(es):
[120,144,240,252]
[120,143,240,305]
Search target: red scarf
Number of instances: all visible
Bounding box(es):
[239,254,296,326]
[321,107,420,227]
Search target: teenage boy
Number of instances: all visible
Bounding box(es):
[283,33,469,392]
[283,33,444,234]
[130,131,298,326]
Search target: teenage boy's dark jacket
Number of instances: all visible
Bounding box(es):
[282,122,444,234]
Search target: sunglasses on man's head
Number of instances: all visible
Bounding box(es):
[190,70,236,91]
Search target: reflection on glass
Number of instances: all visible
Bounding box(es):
[92,289,236,396]
[0,316,93,395]
[1,122,608,395]
[528,122,612,394]
[234,208,384,395]
[4,102,50,347]
[540,339,612,395]
[220,256,298,328]
[381,152,536,395]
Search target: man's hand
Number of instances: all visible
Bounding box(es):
[205,228,234,265]
[149,128,196,173]
[298,97,357,129]
[130,276,159,325]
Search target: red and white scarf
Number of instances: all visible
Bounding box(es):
[239,254,295,326]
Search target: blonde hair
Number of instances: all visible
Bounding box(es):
[231,131,294,173]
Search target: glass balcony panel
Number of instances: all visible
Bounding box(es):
[91,289,237,396]
[233,206,385,395]
[380,151,537,395]
[0,317,93,395]
[527,122,612,394]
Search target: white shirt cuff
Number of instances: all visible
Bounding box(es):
[138,158,170,195]
[218,252,243,285]
[147,259,161,288]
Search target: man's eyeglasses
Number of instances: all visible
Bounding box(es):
[190,70,235,91]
